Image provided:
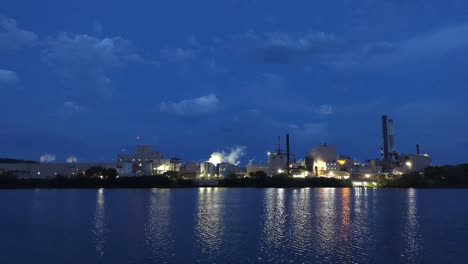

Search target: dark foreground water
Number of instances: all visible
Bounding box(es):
[0,188,467,264]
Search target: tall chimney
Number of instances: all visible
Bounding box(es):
[382,115,390,170]
[388,119,395,155]
[416,144,420,155]
[286,134,290,177]
[277,136,281,154]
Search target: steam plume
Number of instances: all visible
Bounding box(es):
[40,154,56,163]
[208,146,246,166]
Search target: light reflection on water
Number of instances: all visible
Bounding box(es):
[195,187,225,260]
[290,188,312,261]
[401,189,422,263]
[92,188,106,257]
[258,188,287,262]
[11,188,446,263]
[145,189,173,263]
[314,187,338,260]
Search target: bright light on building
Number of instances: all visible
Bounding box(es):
[337,159,346,165]
[278,169,284,174]
[406,161,412,168]
[365,174,371,178]
[353,181,363,186]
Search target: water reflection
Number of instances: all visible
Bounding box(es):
[195,187,225,259]
[315,188,337,257]
[290,188,312,258]
[92,189,106,256]
[145,189,172,262]
[401,189,422,263]
[264,189,287,247]
[258,188,287,262]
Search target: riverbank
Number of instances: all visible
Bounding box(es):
[1,164,467,189]
[0,176,353,189]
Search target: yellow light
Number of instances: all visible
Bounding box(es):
[406,161,412,168]
[365,174,371,178]
[337,159,346,165]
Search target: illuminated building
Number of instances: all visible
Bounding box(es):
[307,144,339,177]
[117,145,181,176]
[198,162,216,179]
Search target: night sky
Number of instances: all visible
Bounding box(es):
[1,0,467,165]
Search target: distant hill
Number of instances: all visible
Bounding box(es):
[0,158,39,164]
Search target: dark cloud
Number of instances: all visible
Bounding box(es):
[239,31,344,64]
[0,16,38,50]
[42,33,148,98]
[157,93,220,118]
[0,69,19,85]
[161,47,198,62]
[332,22,468,69]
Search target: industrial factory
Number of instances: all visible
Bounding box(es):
[0,115,431,183]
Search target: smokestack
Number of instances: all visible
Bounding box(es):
[388,119,395,155]
[382,115,390,170]
[277,136,281,154]
[416,144,420,155]
[286,134,290,177]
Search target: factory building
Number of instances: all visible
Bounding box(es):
[306,144,340,176]
[393,154,432,174]
[217,162,245,178]
[198,162,216,179]
[0,162,115,179]
[180,161,199,179]
[267,151,288,175]
[246,164,268,176]
[380,115,431,173]
[198,161,245,179]
[117,145,181,177]
[267,135,295,176]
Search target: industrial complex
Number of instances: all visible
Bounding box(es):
[0,115,431,185]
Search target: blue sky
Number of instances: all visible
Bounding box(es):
[1,0,468,165]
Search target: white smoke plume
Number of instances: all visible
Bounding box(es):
[40,154,56,163]
[208,146,246,166]
[66,156,78,163]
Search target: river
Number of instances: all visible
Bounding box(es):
[0,188,467,263]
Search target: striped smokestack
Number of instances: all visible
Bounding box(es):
[388,119,395,155]
[286,134,290,177]
[382,115,390,170]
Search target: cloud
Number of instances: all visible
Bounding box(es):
[333,22,468,69]
[187,34,198,46]
[157,93,220,117]
[42,33,147,96]
[208,146,246,166]
[161,47,198,62]
[240,30,342,64]
[0,16,38,50]
[60,101,86,116]
[319,104,335,116]
[289,123,328,138]
[40,153,56,163]
[0,69,19,85]
[66,156,78,163]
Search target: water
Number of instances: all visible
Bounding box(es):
[0,188,467,264]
